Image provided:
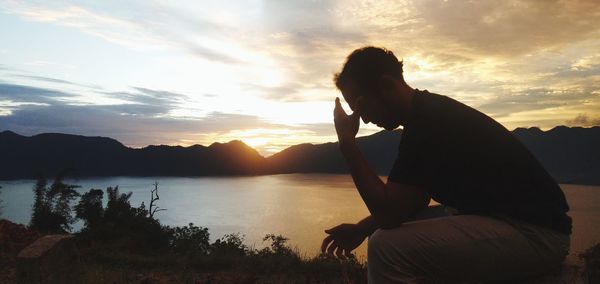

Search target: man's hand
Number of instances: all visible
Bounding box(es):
[334,97,360,145]
[321,223,369,258]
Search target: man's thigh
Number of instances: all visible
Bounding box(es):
[367,215,565,283]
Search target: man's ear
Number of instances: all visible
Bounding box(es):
[377,75,398,99]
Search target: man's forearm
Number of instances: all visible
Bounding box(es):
[357,215,378,236]
[340,140,395,225]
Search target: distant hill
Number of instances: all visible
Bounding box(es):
[1,126,599,185]
[265,130,401,174]
[0,131,266,179]
[513,126,600,185]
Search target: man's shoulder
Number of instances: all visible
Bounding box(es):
[415,89,467,109]
[411,89,479,126]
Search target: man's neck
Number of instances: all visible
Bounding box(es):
[396,83,415,125]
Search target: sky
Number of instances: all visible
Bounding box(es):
[1,0,599,156]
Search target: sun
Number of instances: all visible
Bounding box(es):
[242,137,269,149]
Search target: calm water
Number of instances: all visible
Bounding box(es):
[1,174,598,261]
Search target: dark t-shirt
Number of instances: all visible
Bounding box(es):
[388,90,572,234]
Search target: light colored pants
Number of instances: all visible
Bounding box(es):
[367,206,570,283]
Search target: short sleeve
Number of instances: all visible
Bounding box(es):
[387,126,434,187]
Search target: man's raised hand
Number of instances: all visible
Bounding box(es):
[333,97,360,145]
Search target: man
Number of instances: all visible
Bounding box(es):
[321,47,571,283]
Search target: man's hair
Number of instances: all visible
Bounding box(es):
[334,46,403,95]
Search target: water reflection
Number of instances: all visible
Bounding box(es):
[1,175,598,261]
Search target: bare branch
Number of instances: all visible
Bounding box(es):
[149,181,166,218]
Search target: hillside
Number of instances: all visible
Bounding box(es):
[1,126,599,184]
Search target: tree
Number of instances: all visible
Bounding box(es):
[211,233,249,256]
[0,185,4,217]
[148,181,166,219]
[260,234,294,256]
[169,223,210,255]
[104,186,139,222]
[30,171,80,233]
[75,189,104,229]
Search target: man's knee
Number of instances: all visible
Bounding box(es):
[367,228,390,256]
[368,228,418,283]
[368,227,413,262]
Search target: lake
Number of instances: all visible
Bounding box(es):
[1,174,598,262]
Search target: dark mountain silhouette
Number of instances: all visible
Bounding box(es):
[0,131,266,179]
[1,126,599,185]
[512,126,600,185]
[266,130,401,174]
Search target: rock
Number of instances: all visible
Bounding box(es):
[0,219,42,257]
[16,235,81,284]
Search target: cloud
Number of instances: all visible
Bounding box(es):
[3,2,243,64]
[0,83,73,104]
[11,74,80,86]
[293,123,336,137]
[242,83,307,102]
[0,82,190,115]
[476,87,598,118]
[372,0,600,57]
[0,103,280,148]
[566,113,600,127]
[0,81,343,154]
[104,87,192,116]
[0,82,299,151]
[3,0,600,147]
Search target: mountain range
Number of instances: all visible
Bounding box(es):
[1,126,599,185]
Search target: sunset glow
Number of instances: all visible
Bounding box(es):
[1,0,599,156]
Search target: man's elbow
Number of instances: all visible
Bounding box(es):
[372,214,406,230]
[371,201,429,229]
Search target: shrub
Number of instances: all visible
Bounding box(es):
[210,233,249,257]
[581,243,600,284]
[75,189,104,229]
[77,186,170,253]
[259,234,295,256]
[30,172,80,233]
[168,223,210,255]
[0,185,3,217]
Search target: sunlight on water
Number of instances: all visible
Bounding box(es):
[1,175,598,260]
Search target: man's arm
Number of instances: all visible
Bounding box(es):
[341,141,430,228]
[334,97,429,228]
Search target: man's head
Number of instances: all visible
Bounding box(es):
[334,46,410,130]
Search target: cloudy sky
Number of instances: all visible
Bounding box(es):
[1,0,599,156]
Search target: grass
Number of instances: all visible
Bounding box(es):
[74,234,367,284]
[581,243,600,283]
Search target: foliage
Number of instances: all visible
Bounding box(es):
[210,233,249,257]
[0,185,3,217]
[75,189,104,229]
[62,181,368,282]
[77,186,170,253]
[29,172,80,233]
[168,223,210,255]
[581,243,600,283]
[259,234,294,256]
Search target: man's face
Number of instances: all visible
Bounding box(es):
[339,82,399,130]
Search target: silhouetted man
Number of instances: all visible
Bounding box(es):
[321,47,571,283]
